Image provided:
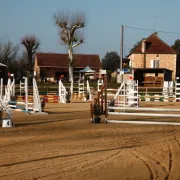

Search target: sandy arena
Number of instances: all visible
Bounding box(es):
[1,101,180,180]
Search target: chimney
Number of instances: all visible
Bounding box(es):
[154,32,158,36]
[141,38,146,53]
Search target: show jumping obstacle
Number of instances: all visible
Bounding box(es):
[90,72,180,126]
[112,80,138,107]
[0,95,13,127]
[71,80,93,101]
[97,79,103,92]
[175,81,180,102]
[59,80,67,103]
[4,77,42,113]
[3,74,15,102]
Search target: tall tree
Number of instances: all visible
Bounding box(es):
[102,51,120,72]
[0,39,19,76]
[16,51,29,80]
[53,10,86,82]
[172,39,180,78]
[21,35,39,78]
[0,39,19,65]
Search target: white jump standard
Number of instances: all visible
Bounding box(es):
[58,80,67,103]
[4,77,43,113]
[0,96,13,127]
[90,72,180,126]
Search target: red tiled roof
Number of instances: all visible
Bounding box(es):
[130,33,176,54]
[35,53,101,69]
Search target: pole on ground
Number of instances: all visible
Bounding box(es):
[90,103,93,122]
[101,85,103,114]
[25,77,28,112]
[120,25,124,71]
[104,74,107,123]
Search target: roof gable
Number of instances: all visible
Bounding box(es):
[129,33,176,55]
[35,53,101,68]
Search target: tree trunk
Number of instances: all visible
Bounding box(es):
[68,48,73,82]
[69,65,73,82]
[28,52,33,85]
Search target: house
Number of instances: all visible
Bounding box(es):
[127,32,177,86]
[34,53,101,82]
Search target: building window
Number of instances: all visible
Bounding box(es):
[129,60,132,67]
[151,60,159,68]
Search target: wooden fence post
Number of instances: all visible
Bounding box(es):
[90,103,93,122]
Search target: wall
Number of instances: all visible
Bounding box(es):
[129,53,177,80]
[129,54,145,68]
[34,57,39,78]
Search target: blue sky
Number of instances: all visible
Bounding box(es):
[0,0,180,59]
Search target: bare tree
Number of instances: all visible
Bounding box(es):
[53,10,86,82]
[0,39,19,77]
[16,51,29,79]
[21,35,39,78]
[0,40,19,65]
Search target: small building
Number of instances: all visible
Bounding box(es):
[127,32,177,86]
[34,53,101,82]
[132,68,172,87]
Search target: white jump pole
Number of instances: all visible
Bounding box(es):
[108,106,180,112]
[106,120,180,126]
[33,77,42,112]
[58,80,61,102]
[108,112,180,118]
[24,77,28,112]
[10,74,15,96]
[104,76,180,125]
[59,80,67,103]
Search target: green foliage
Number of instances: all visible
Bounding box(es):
[171,39,180,77]
[171,39,180,55]
[102,51,120,72]
[106,70,112,82]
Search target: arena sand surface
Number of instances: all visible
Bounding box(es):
[1,101,180,179]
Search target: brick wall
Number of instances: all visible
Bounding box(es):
[129,54,145,68]
[129,53,177,80]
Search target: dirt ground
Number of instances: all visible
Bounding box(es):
[1,101,180,180]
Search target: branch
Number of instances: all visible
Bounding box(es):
[22,42,30,52]
[21,35,39,53]
[32,43,39,54]
[60,29,70,44]
[63,28,70,42]
[53,12,69,28]
[70,24,84,37]
[72,40,83,48]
